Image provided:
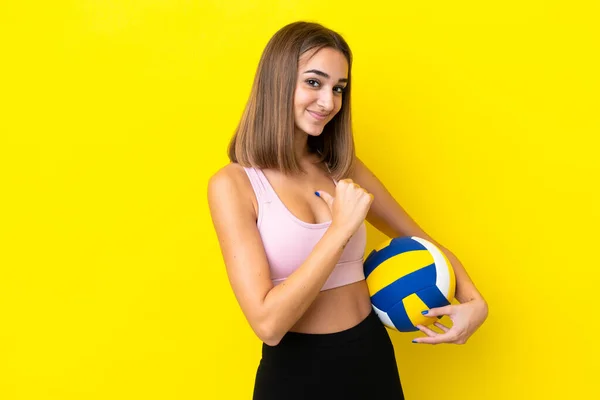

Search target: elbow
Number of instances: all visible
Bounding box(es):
[261,335,282,347]
[256,318,284,347]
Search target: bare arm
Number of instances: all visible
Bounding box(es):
[207,165,351,346]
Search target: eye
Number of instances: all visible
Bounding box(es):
[306,79,320,87]
[333,86,346,94]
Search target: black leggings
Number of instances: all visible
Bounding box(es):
[253,309,405,400]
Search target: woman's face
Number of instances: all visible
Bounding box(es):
[293,47,349,137]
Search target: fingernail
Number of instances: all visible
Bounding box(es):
[314,192,320,197]
[412,340,418,343]
[421,310,428,315]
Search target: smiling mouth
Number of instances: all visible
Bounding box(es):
[307,110,329,121]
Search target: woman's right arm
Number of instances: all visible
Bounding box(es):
[207,166,371,346]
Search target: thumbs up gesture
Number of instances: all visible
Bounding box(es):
[315,179,374,239]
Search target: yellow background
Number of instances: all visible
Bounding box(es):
[1,1,599,399]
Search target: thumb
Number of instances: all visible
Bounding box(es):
[315,191,334,209]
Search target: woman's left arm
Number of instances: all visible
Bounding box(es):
[350,157,489,344]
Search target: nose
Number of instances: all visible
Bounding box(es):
[316,90,334,112]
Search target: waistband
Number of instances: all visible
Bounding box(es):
[268,308,382,348]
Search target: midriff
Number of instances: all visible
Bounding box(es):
[289,279,373,333]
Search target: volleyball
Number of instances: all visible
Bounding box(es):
[363,236,456,332]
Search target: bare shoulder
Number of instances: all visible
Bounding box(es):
[208,162,249,193]
[207,163,257,217]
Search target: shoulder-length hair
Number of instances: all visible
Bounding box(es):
[227,21,355,179]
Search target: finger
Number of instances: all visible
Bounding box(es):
[315,191,334,209]
[415,324,438,337]
[421,305,453,318]
[360,191,374,205]
[434,322,450,333]
[413,331,456,345]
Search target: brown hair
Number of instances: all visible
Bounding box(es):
[227,21,355,179]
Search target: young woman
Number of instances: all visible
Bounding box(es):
[208,21,488,400]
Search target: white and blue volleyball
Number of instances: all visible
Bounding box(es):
[363,236,456,332]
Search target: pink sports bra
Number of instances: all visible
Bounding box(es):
[243,166,367,291]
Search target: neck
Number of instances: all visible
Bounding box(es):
[293,129,311,162]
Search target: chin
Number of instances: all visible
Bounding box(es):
[297,122,326,137]
[307,128,325,137]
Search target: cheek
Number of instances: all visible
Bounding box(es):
[294,87,316,108]
[334,97,343,113]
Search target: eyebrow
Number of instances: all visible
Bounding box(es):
[303,69,348,83]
